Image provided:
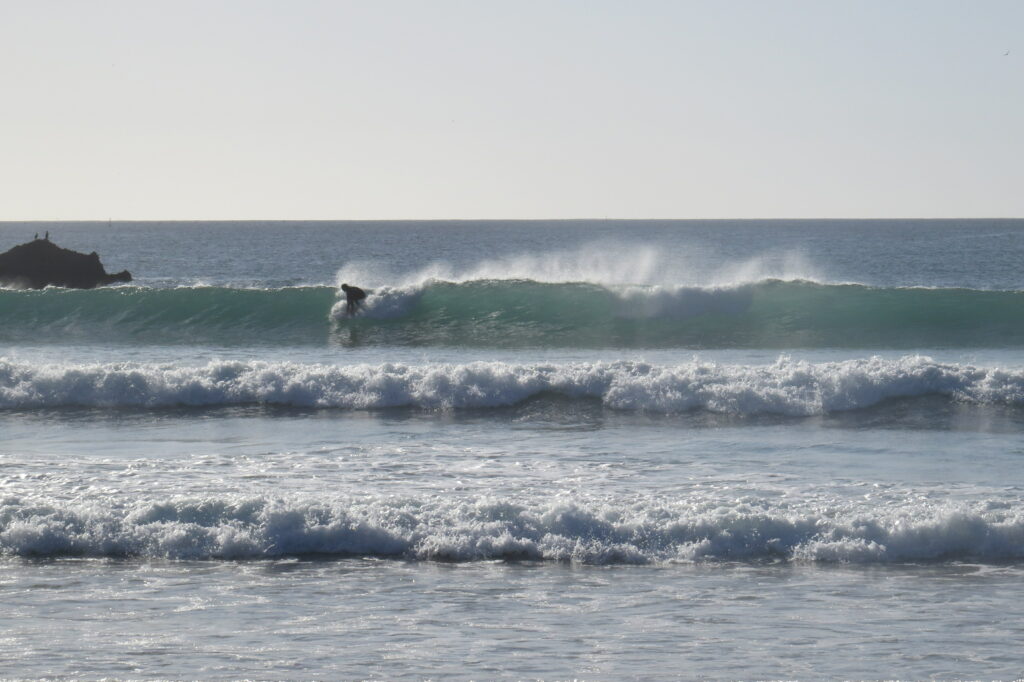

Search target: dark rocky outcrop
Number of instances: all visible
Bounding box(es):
[0,236,132,289]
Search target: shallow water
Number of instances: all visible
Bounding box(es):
[4,559,1023,679]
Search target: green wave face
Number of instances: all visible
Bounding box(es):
[3,280,1024,348]
[0,286,338,346]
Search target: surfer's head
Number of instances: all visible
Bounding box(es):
[341,283,349,291]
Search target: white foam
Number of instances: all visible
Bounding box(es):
[2,355,1023,414]
[2,494,1022,564]
[329,282,427,320]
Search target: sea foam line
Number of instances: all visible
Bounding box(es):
[2,356,1024,414]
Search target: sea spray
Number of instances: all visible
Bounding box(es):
[333,242,822,289]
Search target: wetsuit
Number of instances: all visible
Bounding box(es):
[341,284,367,315]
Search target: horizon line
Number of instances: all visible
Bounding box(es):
[2,217,1023,224]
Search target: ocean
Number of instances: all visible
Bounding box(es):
[2,219,1024,679]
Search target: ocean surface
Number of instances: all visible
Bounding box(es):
[2,219,1024,679]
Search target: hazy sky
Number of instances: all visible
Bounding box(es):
[2,1,1021,219]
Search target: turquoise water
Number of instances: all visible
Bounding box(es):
[6,280,1024,348]
[2,220,1024,679]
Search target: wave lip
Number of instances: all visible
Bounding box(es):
[3,495,1023,564]
[3,356,1024,415]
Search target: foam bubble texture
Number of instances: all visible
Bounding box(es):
[2,356,1024,414]
[2,494,1022,564]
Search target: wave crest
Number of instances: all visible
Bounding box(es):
[4,280,1024,348]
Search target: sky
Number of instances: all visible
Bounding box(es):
[1,0,1021,220]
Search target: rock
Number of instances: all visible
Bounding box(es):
[0,236,132,289]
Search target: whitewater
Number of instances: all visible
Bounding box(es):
[3,219,1024,679]
[5,355,1024,413]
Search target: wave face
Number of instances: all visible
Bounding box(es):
[0,286,337,346]
[335,279,1024,348]
[4,280,1024,348]
[2,494,1023,564]
[3,356,1024,414]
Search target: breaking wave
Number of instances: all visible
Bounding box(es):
[3,356,1024,414]
[2,494,1023,564]
[3,280,1024,348]
[334,279,1024,348]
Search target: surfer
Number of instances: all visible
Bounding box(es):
[341,283,367,315]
